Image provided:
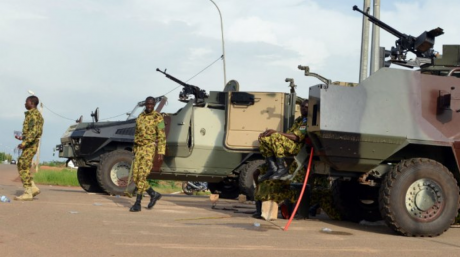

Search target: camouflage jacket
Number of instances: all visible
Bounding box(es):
[21,108,44,147]
[134,110,166,154]
[288,116,308,142]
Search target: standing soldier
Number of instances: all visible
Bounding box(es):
[130,96,166,212]
[14,95,44,201]
[258,99,308,181]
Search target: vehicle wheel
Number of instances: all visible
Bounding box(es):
[96,150,136,195]
[238,160,264,201]
[208,180,240,199]
[332,179,382,222]
[379,158,460,237]
[77,167,104,193]
[182,182,194,195]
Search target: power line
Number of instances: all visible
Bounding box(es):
[40,56,224,122]
[161,55,224,97]
[42,104,74,121]
[100,113,128,121]
[185,55,223,83]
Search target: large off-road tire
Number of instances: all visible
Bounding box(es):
[96,150,136,195]
[238,160,264,201]
[77,167,104,193]
[379,158,460,237]
[208,180,239,199]
[332,179,382,222]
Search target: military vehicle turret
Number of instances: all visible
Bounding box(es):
[297,6,460,237]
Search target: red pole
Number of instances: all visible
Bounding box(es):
[283,147,314,231]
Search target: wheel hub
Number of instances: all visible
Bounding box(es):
[110,162,131,187]
[405,179,443,222]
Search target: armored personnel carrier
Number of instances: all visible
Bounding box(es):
[56,5,460,237]
[297,6,460,237]
[56,71,302,200]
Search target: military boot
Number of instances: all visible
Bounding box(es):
[14,187,33,201]
[252,200,262,219]
[129,194,143,212]
[270,158,289,180]
[146,187,162,209]
[258,156,278,182]
[31,181,41,197]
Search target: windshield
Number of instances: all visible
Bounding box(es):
[127,101,145,120]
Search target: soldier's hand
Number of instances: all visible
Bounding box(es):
[260,129,273,139]
[15,135,23,140]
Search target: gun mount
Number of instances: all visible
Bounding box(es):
[156,68,208,104]
[353,5,444,68]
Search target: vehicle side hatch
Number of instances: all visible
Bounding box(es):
[224,92,286,151]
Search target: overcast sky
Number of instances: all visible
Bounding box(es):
[1,0,459,162]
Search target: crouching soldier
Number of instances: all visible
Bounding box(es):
[258,99,308,181]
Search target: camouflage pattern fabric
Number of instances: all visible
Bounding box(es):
[21,108,44,147]
[255,163,341,220]
[132,144,155,194]
[255,162,301,203]
[132,110,166,194]
[17,108,44,188]
[309,176,342,220]
[17,143,38,188]
[258,116,308,158]
[134,110,166,155]
[332,81,358,87]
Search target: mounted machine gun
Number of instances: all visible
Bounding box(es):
[156,68,208,104]
[353,5,444,68]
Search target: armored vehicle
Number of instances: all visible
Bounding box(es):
[56,70,302,200]
[56,5,460,237]
[296,6,460,237]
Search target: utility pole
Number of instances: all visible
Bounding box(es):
[370,0,381,74]
[209,0,227,87]
[35,102,43,173]
[359,0,371,82]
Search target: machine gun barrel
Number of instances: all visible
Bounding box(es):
[352,5,404,39]
[156,68,192,88]
[156,68,208,104]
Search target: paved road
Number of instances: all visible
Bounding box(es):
[1,164,460,257]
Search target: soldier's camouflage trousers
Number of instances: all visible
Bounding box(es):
[255,164,342,220]
[255,163,300,203]
[259,133,299,158]
[132,144,155,194]
[309,176,342,220]
[17,143,38,188]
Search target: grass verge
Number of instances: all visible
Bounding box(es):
[34,168,80,187]
[148,180,182,194]
[34,168,185,194]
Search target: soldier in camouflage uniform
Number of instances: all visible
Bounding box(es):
[308,176,342,220]
[14,96,44,201]
[254,162,342,220]
[252,162,302,219]
[258,99,309,181]
[130,96,166,212]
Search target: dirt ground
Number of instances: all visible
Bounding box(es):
[2,163,460,257]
